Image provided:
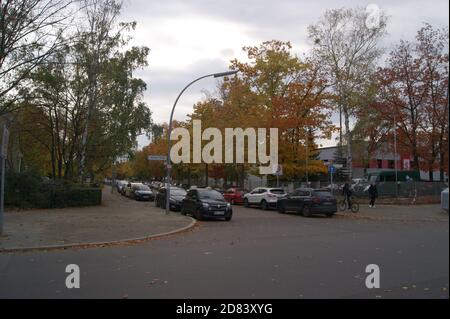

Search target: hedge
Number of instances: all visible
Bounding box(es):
[5,171,102,209]
[32,187,102,209]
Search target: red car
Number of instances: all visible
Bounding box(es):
[223,188,245,205]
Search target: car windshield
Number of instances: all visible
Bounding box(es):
[270,189,285,194]
[134,184,150,191]
[198,190,224,201]
[171,188,187,196]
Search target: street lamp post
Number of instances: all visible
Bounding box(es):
[393,114,398,197]
[165,71,238,214]
[305,128,309,186]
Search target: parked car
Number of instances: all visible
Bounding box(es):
[323,183,344,192]
[441,188,449,212]
[223,188,245,205]
[181,188,232,221]
[124,182,140,197]
[213,187,225,194]
[127,183,154,201]
[155,187,187,211]
[352,178,368,191]
[133,183,155,201]
[243,187,286,210]
[277,188,337,217]
[116,180,128,195]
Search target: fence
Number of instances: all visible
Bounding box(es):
[266,180,448,199]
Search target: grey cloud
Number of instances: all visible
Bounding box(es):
[124,0,448,149]
[123,0,448,49]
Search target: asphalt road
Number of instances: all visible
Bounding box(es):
[0,205,448,299]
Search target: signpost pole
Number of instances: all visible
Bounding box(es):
[329,164,334,196]
[0,125,9,236]
[331,168,334,195]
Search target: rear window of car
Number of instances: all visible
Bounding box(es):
[313,191,333,197]
[134,184,150,191]
[171,188,187,196]
[269,189,285,194]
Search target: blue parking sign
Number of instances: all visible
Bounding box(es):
[328,165,335,174]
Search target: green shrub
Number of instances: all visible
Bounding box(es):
[5,171,102,209]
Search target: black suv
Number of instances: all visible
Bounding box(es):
[181,188,232,221]
[277,188,337,217]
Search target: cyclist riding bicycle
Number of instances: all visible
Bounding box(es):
[342,182,353,210]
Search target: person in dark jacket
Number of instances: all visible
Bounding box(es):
[342,182,352,209]
[368,183,378,208]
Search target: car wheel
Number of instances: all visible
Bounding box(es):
[261,200,268,210]
[302,206,312,217]
[326,213,334,218]
[181,204,187,215]
[277,202,286,214]
[225,214,232,221]
[244,198,249,208]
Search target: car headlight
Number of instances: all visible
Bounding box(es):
[202,203,210,209]
[227,203,231,208]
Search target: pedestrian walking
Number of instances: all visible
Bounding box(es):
[368,182,378,208]
[342,182,352,210]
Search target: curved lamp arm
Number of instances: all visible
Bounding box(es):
[165,71,238,214]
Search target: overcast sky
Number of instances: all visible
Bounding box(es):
[119,0,449,148]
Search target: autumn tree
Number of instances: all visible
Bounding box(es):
[370,24,449,180]
[229,40,334,181]
[14,0,153,181]
[0,0,74,115]
[308,7,388,180]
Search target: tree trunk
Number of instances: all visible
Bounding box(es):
[428,161,434,181]
[439,150,446,182]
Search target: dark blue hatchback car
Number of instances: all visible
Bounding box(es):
[277,188,337,217]
[181,188,233,221]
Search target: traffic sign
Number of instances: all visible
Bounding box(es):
[273,164,283,176]
[147,155,167,161]
[328,165,335,174]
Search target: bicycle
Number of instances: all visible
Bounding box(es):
[338,196,359,213]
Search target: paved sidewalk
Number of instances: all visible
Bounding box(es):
[335,203,448,222]
[0,187,195,252]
